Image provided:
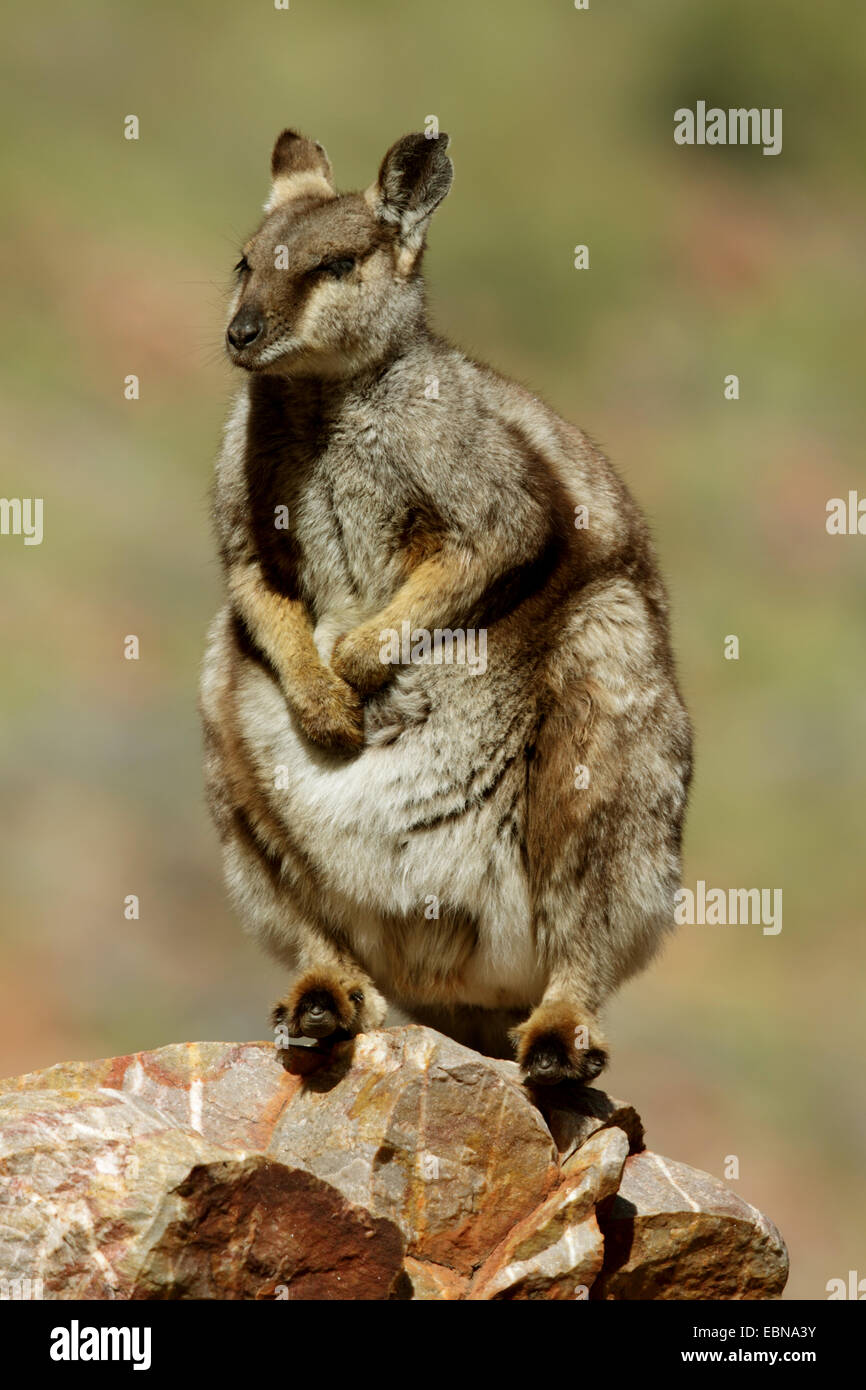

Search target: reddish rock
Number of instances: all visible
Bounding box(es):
[402,1257,469,1301]
[0,1087,240,1299]
[560,1121,630,1196]
[0,1030,559,1294]
[468,1127,628,1300]
[266,1027,559,1275]
[0,1030,789,1301]
[133,1156,404,1300]
[593,1151,789,1299]
[4,1041,299,1153]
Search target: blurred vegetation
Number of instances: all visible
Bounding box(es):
[1,0,864,1298]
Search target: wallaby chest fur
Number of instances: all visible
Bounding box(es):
[200,128,692,1080]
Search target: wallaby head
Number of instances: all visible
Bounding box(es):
[225,129,453,379]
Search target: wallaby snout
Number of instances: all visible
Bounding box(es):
[226,304,264,353]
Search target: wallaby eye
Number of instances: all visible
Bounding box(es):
[319,256,356,279]
[234,255,250,276]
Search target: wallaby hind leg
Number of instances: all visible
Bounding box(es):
[515,657,688,1087]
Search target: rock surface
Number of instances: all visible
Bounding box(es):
[0,1027,788,1300]
[593,1151,790,1300]
[468,1127,628,1300]
[266,1029,559,1274]
[133,1156,404,1300]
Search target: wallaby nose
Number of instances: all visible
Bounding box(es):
[227,307,264,351]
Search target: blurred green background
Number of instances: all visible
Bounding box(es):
[1,0,864,1299]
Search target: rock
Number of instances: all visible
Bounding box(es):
[468,1127,628,1300]
[265,1027,559,1275]
[0,1029,558,1296]
[401,1257,469,1301]
[0,1028,788,1301]
[560,1121,630,1198]
[132,1156,404,1300]
[592,1151,789,1300]
[4,1040,299,1153]
[0,1087,241,1299]
[6,1033,558,1278]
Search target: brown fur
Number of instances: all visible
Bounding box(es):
[230,573,363,750]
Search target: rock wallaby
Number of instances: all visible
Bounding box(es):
[200,128,693,1086]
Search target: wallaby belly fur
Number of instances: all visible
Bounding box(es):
[200,127,693,1085]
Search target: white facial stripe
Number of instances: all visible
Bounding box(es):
[254,332,304,366]
[242,265,351,368]
[254,278,339,365]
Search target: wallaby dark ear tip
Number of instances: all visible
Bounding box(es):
[410,130,450,155]
[432,134,454,186]
[427,132,453,177]
[272,127,304,147]
[270,128,333,185]
[271,127,302,175]
[388,130,451,160]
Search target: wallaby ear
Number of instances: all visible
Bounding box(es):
[266,129,336,212]
[365,132,453,252]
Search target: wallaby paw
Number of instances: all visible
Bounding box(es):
[331,629,391,696]
[294,675,365,754]
[271,971,385,1076]
[512,1002,608,1087]
[271,964,388,1041]
[271,974,361,1042]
